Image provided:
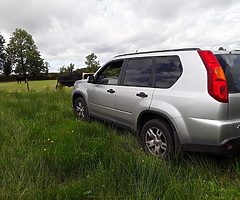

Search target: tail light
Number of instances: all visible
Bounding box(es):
[198,50,228,103]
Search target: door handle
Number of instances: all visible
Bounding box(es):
[107,89,115,94]
[136,92,148,98]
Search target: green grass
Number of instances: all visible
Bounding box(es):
[1,81,240,199]
[0,80,63,92]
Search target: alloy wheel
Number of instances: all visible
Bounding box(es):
[145,127,167,156]
[75,101,85,119]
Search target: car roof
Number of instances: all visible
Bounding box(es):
[213,50,240,55]
[114,48,200,58]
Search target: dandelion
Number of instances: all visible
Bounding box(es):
[51,140,54,143]
[72,130,74,133]
[44,148,47,151]
[47,138,50,141]
[84,190,92,195]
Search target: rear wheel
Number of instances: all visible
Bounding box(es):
[140,119,174,158]
[73,97,89,120]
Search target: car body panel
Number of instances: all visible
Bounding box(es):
[228,93,240,120]
[88,84,118,122]
[115,86,154,129]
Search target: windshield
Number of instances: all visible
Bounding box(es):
[215,54,240,93]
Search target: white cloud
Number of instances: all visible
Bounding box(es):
[0,0,240,71]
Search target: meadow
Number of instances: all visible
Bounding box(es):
[1,80,240,199]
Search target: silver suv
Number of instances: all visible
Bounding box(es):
[72,48,240,157]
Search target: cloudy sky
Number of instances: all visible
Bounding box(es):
[1,0,240,72]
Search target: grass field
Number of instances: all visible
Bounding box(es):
[0,80,59,92]
[1,80,240,199]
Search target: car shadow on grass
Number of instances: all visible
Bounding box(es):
[180,151,240,175]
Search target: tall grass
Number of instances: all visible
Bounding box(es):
[1,82,240,199]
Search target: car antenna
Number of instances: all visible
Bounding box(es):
[135,49,138,53]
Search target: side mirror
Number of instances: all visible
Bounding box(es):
[87,75,94,83]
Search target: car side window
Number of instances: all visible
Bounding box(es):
[95,60,123,85]
[155,56,182,88]
[123,58,152,87]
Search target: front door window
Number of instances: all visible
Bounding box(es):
[95,60,123,85]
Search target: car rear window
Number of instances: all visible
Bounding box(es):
[215,54,240,93]
[155,56,182,88]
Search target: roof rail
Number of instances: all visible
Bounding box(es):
[115,48,201,58]
[230,50,240,54]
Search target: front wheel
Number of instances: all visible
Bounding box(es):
[73,97,89,120]
[140,119,174,158]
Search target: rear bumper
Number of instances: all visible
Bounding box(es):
[183,136,240,155]
[176,117,240,155]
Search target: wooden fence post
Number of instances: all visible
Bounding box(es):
[26,78,30,92]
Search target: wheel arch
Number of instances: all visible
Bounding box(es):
[72,91,87,105]
[137,110,181,150]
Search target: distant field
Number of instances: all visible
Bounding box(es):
[0,80,62,92]
[1,80,240,199]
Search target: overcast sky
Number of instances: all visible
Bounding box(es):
[1,0,240,72]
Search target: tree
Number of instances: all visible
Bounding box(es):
[84,53,100,72]
[44,61,49,76]
[0,34,12,77]
[68,63,74,73]
[219,47,226,51]
[0,34,5,71]
[3,58,12,77]
[59,63,75,75]
[6,28,45,77]
[59,65,67,75]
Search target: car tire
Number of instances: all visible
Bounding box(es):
[140,119,174,158]
[73,97,89,120]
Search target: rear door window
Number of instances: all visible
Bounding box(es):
[215,54,240,93]
[123,58,152,87]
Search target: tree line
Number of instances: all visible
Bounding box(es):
[59,53,100,76]
[0,28,101,80]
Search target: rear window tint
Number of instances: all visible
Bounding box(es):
[155,56,182,88]
[215,54,240,93]
[123,58,152,87]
